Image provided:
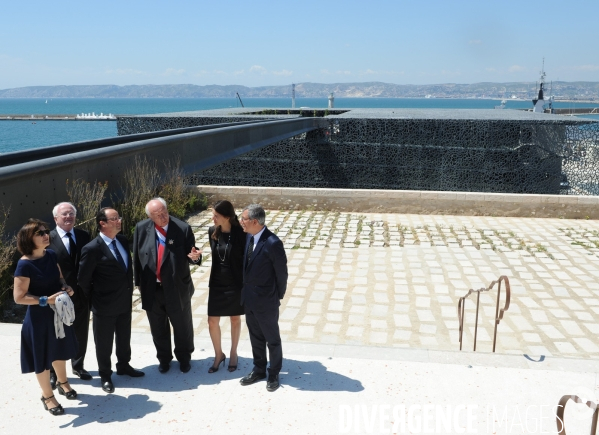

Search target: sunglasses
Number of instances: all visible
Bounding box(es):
[35,229,51,236]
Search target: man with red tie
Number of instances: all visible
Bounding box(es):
[133,198,201,374]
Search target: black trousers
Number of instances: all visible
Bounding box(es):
[71,296,91,370]
[245,307,282,375]
[146,285,194,364]
[92,311,132,380]
[50,296,90,375]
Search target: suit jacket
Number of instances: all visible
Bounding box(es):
[133,216,197,312]
[49,227,91,310]
[208,224,244,289]
[241,227,288,311]
[77,234,134,316]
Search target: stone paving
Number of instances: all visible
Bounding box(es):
[131,210,599,360]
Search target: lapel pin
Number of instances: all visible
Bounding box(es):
[168,239,174,245]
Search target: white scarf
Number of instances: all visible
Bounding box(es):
[49,292,76,339]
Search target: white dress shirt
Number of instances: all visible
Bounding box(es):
[55,226,76,255]
[99,232,128,269]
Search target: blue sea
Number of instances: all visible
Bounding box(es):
[1,98,598,154]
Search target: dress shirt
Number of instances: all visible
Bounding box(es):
[55,226,77,255]
[100,232,128,269]
[250,226,267,251]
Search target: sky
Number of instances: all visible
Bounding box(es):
[1,0,598,89]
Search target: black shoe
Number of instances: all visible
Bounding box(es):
[158,362,170,374]
[49,371,57,390]
[266,374,280,392]
[240,370,267,386]
[56,380,78,400]
[101,378,114,394]
[208,353,226,374]
[41,395,64,416]
[116,365,145,377]
[72,368,92,381]
[180,361,191,373]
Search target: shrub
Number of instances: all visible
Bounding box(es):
[115,155,207,239]
[0,206,18,317]
[66,179,108,238]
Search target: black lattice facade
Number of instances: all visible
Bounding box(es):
[118,108,599,195]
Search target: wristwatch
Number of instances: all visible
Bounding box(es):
[39,296,48,307]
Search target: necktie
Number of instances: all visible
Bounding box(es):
[111,240,127,270]
[66,232,77,262]
[155,225,167,281]
[246,236,254,268]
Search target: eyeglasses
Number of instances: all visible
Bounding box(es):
[239,216,253,222]
[35,229,51,236]
[106,217,122,222]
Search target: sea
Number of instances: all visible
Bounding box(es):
[1,97,598,154]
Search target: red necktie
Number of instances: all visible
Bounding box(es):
[155,225,167,282]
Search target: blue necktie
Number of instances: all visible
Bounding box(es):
[111,240,127,270]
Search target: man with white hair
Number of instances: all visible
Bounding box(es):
[48,202,91,387]
[133,198,202,373]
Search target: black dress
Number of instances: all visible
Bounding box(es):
[15,249,78,374]
[207,225,245,316]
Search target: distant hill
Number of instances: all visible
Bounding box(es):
[1,82,598,100]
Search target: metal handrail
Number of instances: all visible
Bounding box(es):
[556,395,598,435]
[457,275,511,352]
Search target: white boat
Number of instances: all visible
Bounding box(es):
[495,99,507,109]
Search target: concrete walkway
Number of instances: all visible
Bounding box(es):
[2,211,599,434]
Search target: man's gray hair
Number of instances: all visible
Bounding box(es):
[52,202,77,217]
[243,204,266,225]
[145,197,168,216]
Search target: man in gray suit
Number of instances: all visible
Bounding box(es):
[133,198,201,374]
[239,204,288,392]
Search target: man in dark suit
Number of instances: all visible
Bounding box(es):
[78,207,144,393]
[239,204,288,392]
[48,202,91,388]
[133,198,201,374]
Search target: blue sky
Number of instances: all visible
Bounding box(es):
[1,0,597,89]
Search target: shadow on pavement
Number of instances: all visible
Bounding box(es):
[70,355,364,394]
[59,393,161,428]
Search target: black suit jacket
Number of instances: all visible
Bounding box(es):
[241,227,288,311]
[49,227,91,309]
[133,216,198,312]
[208,224,245,289]
[78,234,134,316]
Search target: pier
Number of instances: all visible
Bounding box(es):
[0,113,118,121]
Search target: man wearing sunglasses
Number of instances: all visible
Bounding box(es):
[78,207,144,393]
[48,202,92,389]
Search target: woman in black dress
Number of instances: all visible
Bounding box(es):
[207,200,245,373]
[14,219,79,415]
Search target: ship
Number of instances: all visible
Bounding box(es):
[532,60,554,113]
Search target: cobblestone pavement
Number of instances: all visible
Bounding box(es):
[131,211,599,360]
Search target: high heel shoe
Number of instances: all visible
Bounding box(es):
[228,356,238,372]
[208,353,226,373]
[56,380,78,400]
[41,395,64,416]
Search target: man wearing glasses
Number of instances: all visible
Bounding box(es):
[48,202,91,388]
[239,204,288,392]
[133,198,201,374]
[78,207,144,393]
